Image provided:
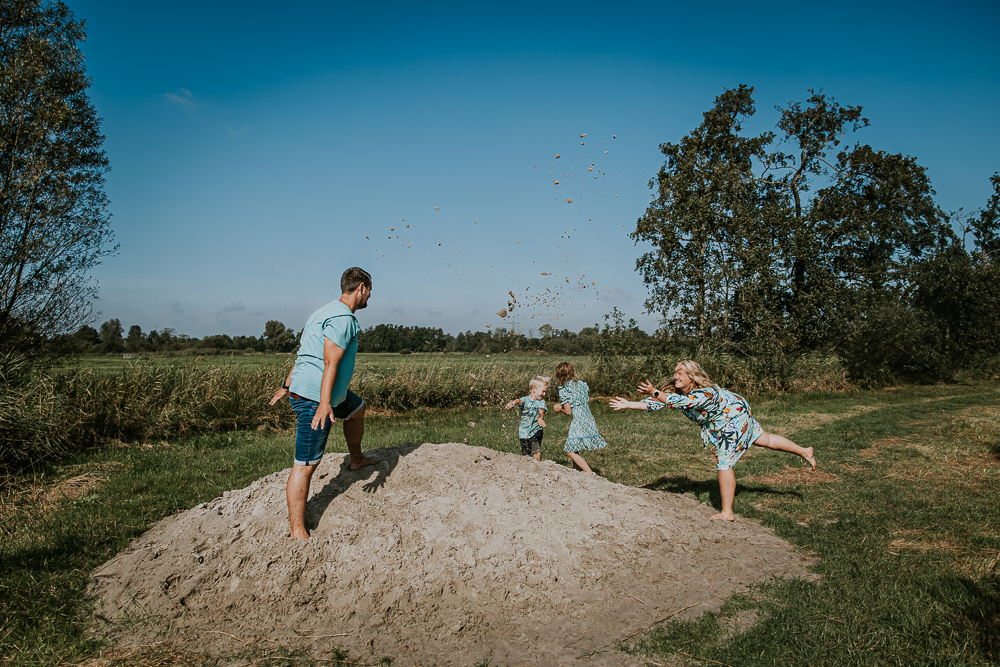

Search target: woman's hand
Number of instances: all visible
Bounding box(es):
[637,379,658,396]
[609,396,631,411]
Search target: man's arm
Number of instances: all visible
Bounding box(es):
[312,336,346,430]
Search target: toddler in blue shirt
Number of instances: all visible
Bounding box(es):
[505,376,549,461]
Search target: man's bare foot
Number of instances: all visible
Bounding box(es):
[289,530,311,539]
[804,447,817,471]
[710,512,736,522]
[349,456,378,471]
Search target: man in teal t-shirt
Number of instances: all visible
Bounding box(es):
[270,267,376,539]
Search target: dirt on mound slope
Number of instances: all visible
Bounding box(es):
[90,442,815,666]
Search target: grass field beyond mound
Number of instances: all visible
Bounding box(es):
[1,380,998,666]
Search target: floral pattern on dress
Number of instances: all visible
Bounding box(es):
[641,385,763,470]
[558,380,608,452]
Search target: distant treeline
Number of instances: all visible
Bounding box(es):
[42,318,662,357]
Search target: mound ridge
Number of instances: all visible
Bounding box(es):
[90,442,813,666]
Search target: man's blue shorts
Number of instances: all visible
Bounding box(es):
[289,391,365,466]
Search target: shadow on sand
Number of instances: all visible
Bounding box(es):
[642,474,802,512]
[305,441,423,530]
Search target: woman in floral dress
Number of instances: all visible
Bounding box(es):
[610,359,816,521]
[552,362,607,474]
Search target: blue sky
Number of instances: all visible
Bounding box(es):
[70,0,1000,338]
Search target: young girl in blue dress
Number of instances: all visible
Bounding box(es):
[610,359,816,521]
[552,362,607,474]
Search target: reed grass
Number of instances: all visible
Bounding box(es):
[3,351,848,477]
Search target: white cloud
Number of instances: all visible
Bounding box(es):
[164,88,196,108]
[599,286,634,302]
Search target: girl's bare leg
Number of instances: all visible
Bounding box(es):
[566,451,593,473]
[711,468,736,521]
[753,432,816,470]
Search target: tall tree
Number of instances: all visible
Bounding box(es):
[632,85,782,353]
[97,317,122,353]
[760,90,869,347]
[0,0,115,350]
[969,172,1000,265]
[634,86,948,369]
[262,320,297,353]
[125,323,145,353]
[761,90,945,348]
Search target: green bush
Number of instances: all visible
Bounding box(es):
[587,349,849,397]
[0,352,70,477]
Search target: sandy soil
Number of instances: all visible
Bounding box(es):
[90,442,816,666]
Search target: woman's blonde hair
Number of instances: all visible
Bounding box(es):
[667,359,714,393]
[554,362,576,386]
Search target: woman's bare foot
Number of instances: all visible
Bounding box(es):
[803,447,817,471]
[349,456,378,471]
[710,511,736,522]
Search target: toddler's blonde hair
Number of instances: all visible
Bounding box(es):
[529,376,550,392]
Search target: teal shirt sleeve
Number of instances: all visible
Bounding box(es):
[323,312,359,350]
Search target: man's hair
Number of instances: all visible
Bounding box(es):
[341,267,372,294]
[554,362,575,385]
[529,375,550,392]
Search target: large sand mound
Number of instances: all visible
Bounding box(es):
[90,443,815,666]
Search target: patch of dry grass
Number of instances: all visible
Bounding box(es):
[0,462,125,542]
[743,467,839,486]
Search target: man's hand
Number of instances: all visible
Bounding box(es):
[269,387,288,406]
[312,403,336,430]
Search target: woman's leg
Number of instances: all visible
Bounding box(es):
[711,468,736,521]
[566,451,593,473]
[753,432,816,470]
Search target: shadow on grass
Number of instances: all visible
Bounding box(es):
[305,441,423,530]
[642,474,802,511]
[954,574,1000,658]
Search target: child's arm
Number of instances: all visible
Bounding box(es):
[609,396,649,411]
[537,408,546,429]
[504,398,523,410]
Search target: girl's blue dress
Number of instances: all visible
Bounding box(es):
[557,380,608,452]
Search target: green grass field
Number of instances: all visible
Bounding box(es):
[2,379,998,666]
[51,352,594,376]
